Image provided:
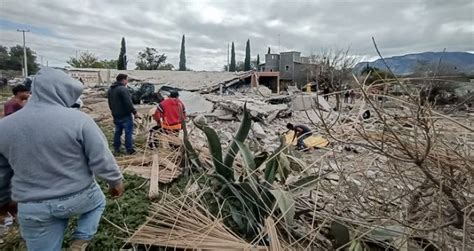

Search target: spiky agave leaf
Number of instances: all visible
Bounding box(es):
[182,117,202,169]
[195,120,233,181]
[223,103,252,180]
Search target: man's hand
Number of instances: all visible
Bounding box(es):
[108,181,125,198]
[0,201,17,216]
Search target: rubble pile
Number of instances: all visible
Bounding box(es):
[79,80,472,250]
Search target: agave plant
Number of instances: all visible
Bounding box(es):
[193,105,314,241]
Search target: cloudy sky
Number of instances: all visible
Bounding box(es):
[0,0,472,70]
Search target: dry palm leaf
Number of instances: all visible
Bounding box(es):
[127,195,267,250]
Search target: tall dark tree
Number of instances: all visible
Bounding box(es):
[229,42,236,72]
[179,34,186,71]
[8,45,39,74]
[267,47,271,54]
[117,37,127,70]
[244,39,251,71]
[256,54,260,69]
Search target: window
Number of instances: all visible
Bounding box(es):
[285,65,290,71]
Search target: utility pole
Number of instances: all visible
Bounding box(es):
[17,29,30,77]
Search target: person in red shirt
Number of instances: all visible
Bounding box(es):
[3,84,30,117]
[153,90,186,134]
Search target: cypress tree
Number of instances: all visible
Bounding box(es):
[244,39,251,71]
[256,54,260,69]
[179,34,186,71]
[117,37,127,70]
[229,42,236,72]
[267,47,271,54]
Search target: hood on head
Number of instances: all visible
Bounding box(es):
[29,67,83,107]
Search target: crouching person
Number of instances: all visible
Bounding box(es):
[287,123,312,150]
[0,68,124,251]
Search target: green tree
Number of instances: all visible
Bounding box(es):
[229,42,236,72]
[135,47,167,70]
[0,46,9,70]
[256,54,260,70]
[267,47,271,54]
[244,39,251,71]
[179,34,186,71]
[100,59,118,69]
[67,51,103,68]
[8,45,39,74]
[117,37,127,70]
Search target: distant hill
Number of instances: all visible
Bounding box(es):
[354,52,474,76]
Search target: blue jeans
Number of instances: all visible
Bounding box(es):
[297,134,311,149]
[113,115,134,153]
[18,183,106,251]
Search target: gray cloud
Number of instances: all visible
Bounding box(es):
[0,0,472,70]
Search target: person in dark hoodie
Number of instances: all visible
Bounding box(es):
[107,74,138,154]
[0,68,124,251]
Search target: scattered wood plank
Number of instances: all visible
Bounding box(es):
[148,154,160,198]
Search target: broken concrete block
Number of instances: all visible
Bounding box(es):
[194,115,208,126]
[212,109,233,117]
[287,86,301,95]
[254,86,272,97]
[178,91,214,115]
[291,95,331,111]
[252,122,266,139]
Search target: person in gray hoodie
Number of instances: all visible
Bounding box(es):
[0,68,124,251]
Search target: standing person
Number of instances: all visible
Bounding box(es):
[323,86,330,101]
[107,74,138,154]
[153,90,186,135]
[3,84,30,117]
[0,68,124,251]
[344,90,350,103]
[349,90,356,104]
[286,123,312,150]
[148,93,165,149]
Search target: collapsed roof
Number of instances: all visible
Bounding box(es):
[67,68,252,92]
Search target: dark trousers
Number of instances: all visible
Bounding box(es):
[297,134,311,149]
[113,115,134,153]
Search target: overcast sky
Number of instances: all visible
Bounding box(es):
[0,0,472,71]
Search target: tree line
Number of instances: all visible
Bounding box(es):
[67,35,187,71]
[0,45,39,74]
[225,39,261,72]
[0,36,262,73]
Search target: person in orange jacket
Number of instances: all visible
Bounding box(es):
[153,90,186,134]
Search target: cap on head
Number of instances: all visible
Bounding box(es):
[286,123,294,129]
[169,90,179,98]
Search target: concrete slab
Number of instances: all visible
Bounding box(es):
[291,95,331,111]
